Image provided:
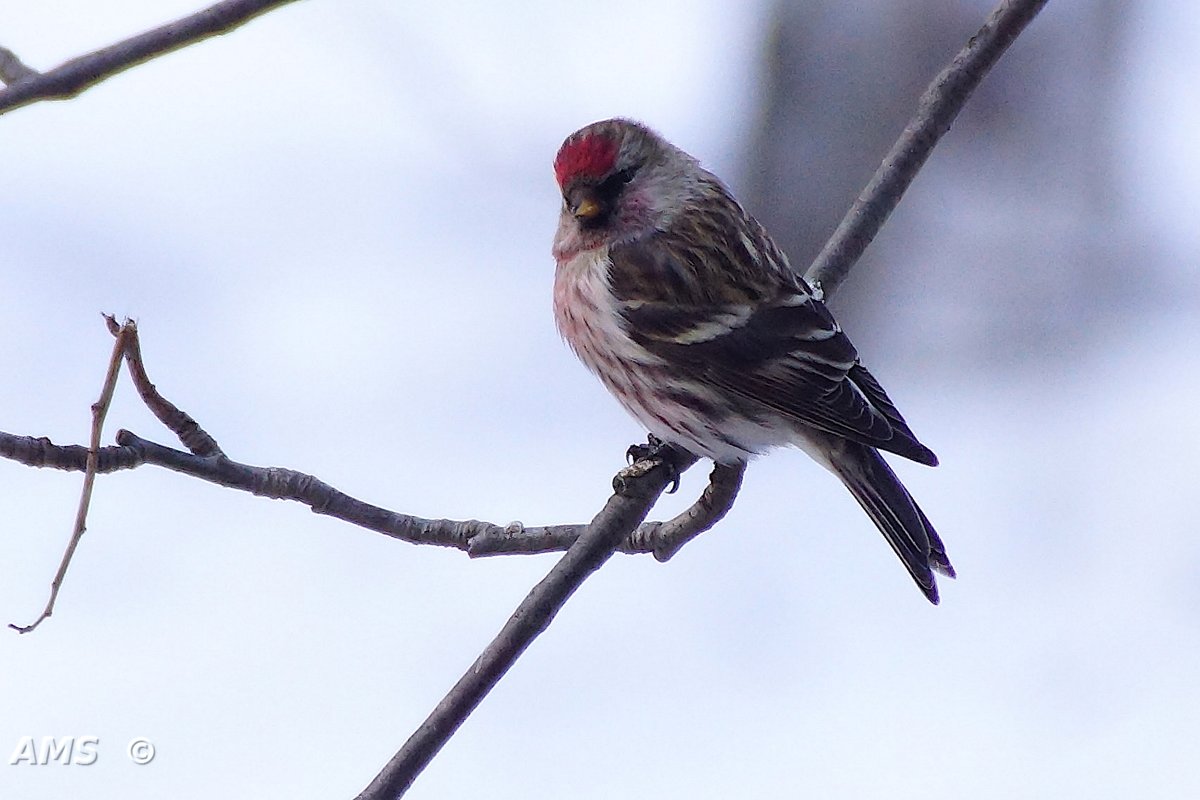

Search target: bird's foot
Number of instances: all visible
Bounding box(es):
[625,432,669,465]
[618,434,683,494]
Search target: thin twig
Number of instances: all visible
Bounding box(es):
[803,0,1050,299]
[0,0,299,116]
[9,323,134,633]
[106,314,225,457]
[0,46,38,84]
[630,460,745,561]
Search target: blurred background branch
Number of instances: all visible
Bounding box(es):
[746,0,1136,373]
[803,0,1049,298]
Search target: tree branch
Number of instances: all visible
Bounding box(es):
[0,320,737,562]
[1,316,734,788]
[0,47,38,84]
[112,315,225,457]
[0,427,738,560]
[470,459,745,561]
[803,0,1050,299]
[0,0,299,117]
[355,457,685,800]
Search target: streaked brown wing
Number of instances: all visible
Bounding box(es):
[610,227,937,466]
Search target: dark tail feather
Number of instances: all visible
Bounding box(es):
[828,441,954,603]
[915,502,956,579]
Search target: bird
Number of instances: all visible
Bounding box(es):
[550,118,954,603]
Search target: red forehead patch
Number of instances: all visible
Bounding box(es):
[554,133,618,188]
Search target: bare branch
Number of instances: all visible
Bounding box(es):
[0,319,730,561]
[9,323,134,633]
[0,433,139,473]
[0,427,730,558]
[468,460,745,560]
[0,46,38,84]
[0,0,299,117]
[355,454,682,800]
[628,460,745,561]
[106,315,225,457]
[803,0,1049,299]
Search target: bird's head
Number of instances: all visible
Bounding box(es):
[553,118,699,242]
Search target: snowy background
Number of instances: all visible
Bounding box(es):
[2,1,1198,798]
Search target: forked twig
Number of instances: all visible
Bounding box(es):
[356,453,687,800]
[9,321,134,633]
[109,314,224,457]
[1,320,733,601]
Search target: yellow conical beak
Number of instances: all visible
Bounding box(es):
[573,197,601,220]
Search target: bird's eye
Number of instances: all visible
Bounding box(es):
[612,166,637,186]
[595,166,638,199]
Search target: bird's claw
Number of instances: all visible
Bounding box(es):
[618,434,681,494]
[625,433,664,465]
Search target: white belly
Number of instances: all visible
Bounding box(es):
[552,248,770,463]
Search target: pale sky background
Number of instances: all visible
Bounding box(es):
[2,1,1199,798]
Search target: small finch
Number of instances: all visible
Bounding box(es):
[551,118,954,603]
